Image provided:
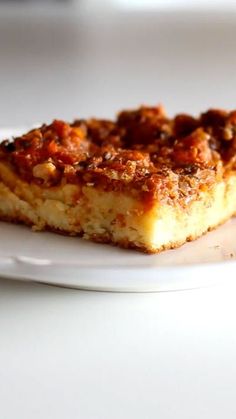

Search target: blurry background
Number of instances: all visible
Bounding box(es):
[0,0,236,126]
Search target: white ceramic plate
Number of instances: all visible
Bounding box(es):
[0,220,236,292]
[1,128,236,291]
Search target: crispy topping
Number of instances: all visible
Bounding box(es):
[33,162,59,184]
[1,105,236,206]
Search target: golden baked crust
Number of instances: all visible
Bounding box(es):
[1,105,236,253]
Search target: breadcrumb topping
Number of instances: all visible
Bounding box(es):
[1,105,236,206]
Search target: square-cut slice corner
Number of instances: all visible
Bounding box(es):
[1,106,236,253]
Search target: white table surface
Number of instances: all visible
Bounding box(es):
[1,6,236,418]
[1,7,236,127]
[1,278,236,419]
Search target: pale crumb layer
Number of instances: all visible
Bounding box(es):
[1,161,236,252]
